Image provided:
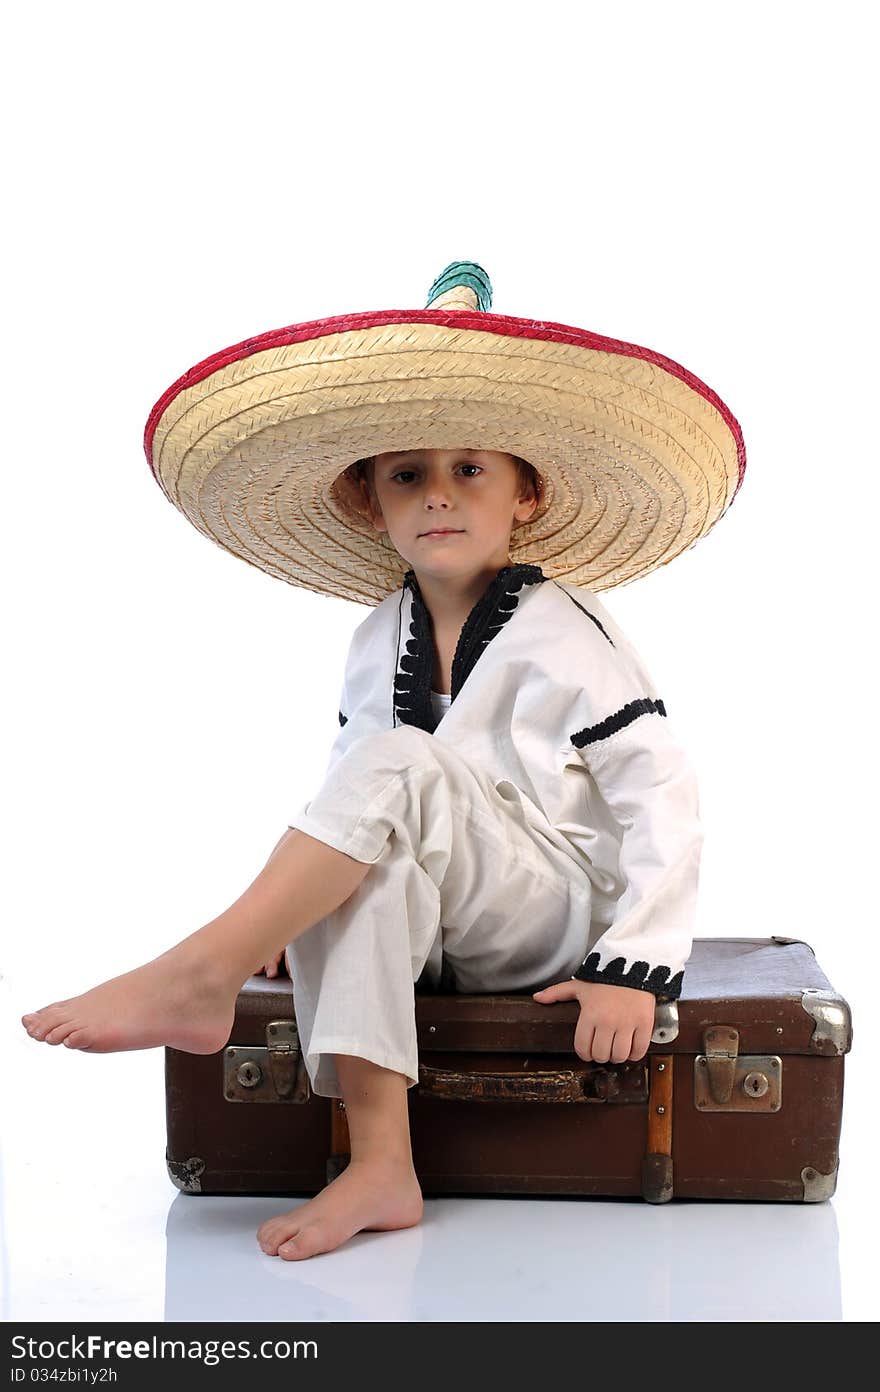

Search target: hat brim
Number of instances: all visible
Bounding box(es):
[145,308,745,605]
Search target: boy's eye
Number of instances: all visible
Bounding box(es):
[390,465,483,484]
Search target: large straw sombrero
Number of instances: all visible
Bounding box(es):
[144,260,746,606]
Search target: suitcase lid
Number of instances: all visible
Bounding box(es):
[233,936,852,1057]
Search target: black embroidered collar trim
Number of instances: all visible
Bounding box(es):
[448,563,546,700]
[572,951,684,1001]
[394,563,546,731]
[393,571,437,732]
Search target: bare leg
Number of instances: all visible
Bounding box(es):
[20,830,374,1054]
[257,1053,423,1261]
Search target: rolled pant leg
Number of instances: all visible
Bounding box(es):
[285,725,593,1099]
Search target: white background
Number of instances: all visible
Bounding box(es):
[2,0,876,1323]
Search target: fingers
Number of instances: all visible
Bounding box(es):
[629,1022,654,1061]
[256,951,288,979]
[531,981,578,1004]
[576,1023,638,1065]
[591,1027,635,1064]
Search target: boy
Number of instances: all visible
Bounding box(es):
[22,257,743,1262]
[21,445,698,1261]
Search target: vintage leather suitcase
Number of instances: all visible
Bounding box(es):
[165,935,851,1203]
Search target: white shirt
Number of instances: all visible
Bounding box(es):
[319,562,703,1001]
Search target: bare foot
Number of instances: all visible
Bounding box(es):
[257,1155,424,1261]
[20,946,239,1054]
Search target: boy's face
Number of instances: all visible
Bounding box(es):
[360,449,538,579]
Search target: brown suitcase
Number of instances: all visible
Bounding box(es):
[165,935,851,1203]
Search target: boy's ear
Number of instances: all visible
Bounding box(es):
[331,464,386,530]
[357,477,386,531]
[513,485,540,527]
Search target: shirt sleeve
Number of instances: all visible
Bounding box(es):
[321,647,389,776]
[569,715,704,1001]
[559,589,704,1002]
[288,607,393,832]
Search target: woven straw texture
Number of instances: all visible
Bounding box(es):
[146,301,744,606]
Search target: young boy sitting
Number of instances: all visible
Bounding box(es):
[21,444,703,1263]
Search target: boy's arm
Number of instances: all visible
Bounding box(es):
[535,712,701,1060]
[569,715,704,1002]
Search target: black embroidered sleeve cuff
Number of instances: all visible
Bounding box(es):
[572,952,684,1001]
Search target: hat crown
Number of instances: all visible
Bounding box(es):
[425,260,493,313]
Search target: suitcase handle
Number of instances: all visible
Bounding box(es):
[417,1061,639,1103]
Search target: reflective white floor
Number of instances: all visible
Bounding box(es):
[3,998,875,1323]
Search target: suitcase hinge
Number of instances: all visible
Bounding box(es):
[266,1022,302,1099]
[702,1025,739,1103]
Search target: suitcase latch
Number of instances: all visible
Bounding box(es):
[694,1025,782,1113]
[223,1020,311,1103]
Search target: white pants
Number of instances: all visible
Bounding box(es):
[286,725,595,1098]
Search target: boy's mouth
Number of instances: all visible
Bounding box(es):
[419,528,464,538]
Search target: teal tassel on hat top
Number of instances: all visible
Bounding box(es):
[425,260,493,312]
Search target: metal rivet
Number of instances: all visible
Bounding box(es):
[657,1062,665,1071]
[771,1059,778,1067]
[776,1027,783,1034]
[227,1048,235,1057]
[699,1058,707,1066]
[428,1025,436,1034]
[657,1105,665,1114]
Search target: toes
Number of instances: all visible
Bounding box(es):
[63,1030,92,1050]
[279,1226,325,1260]
[23,1005,67,1039]
[28,1021,57,1043]
[22,1009,51,1037]
[257,1224,301,1255]
[44,1020,76,1046]
[257,1207,308,1251]
[277,1240,301,1259]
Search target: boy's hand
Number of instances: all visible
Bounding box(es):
[255,949,290,980]
[532,978,655,1063]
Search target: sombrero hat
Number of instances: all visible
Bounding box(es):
[144,260,746,606]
